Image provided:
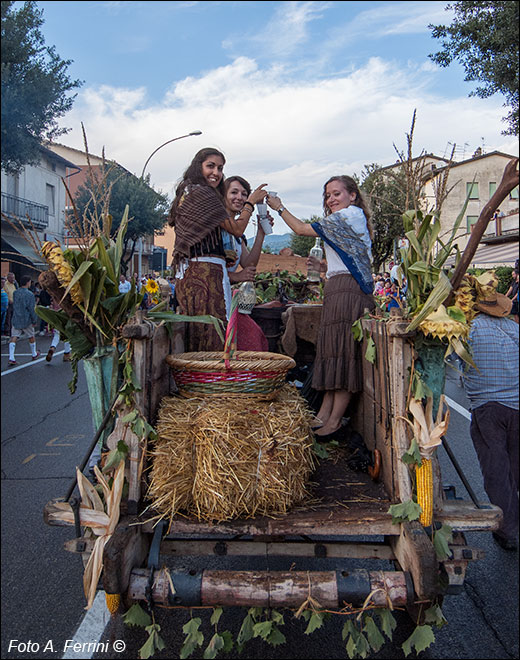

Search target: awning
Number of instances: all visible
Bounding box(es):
[446,241,519,268]
[1,235,47,269]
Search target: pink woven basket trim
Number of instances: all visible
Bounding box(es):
[175,370,283,384]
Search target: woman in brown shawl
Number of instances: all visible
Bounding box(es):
[169,148,266,351]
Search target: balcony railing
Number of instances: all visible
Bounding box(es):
[1,192,49,230]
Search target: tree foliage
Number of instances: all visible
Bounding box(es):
[361,164,407,271]
[289,216,320,256]
[74,166,170,272]
[1,1,82,172]
[429,1,519,135]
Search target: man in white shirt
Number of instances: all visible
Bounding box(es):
[118,274,131,294]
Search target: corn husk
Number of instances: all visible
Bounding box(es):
[147,385,316,526]
[46,462,125,609]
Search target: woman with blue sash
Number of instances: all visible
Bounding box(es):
[267,176,375,439]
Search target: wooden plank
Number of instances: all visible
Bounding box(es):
[389,334,413,502]
[435,500,502,532]
[375,322,386,424]
[149,324,173,424]
[102,518,150,595]
[390,521,439,600]
[141,503,398,538]
[131,338,149,420]
[160,540,395,560]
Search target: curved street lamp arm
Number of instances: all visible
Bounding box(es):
[140,131,202,179]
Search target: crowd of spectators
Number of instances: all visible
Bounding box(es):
[372,262,406,312]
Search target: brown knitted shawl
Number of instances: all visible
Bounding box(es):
[171,184,228,271]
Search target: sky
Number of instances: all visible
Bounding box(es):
[31,0,519,237]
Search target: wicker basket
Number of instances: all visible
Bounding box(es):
[166,350,295,399]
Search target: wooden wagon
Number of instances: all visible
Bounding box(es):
[45,307,500,616]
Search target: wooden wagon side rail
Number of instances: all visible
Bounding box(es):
[354,314,446,510]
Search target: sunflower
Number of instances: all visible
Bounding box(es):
[145,278,159,295]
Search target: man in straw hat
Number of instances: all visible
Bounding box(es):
[462,287,518,551]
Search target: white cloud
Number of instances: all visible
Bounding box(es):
[224,1,331,59]
[60,55,518,237]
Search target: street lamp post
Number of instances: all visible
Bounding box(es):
[140,131,202,179]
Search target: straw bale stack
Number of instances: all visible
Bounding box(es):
[147,385,316,525]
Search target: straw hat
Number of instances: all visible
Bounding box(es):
[476,291,512,317]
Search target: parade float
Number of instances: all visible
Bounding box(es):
[23,133,518,658]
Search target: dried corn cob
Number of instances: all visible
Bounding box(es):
[416,458,433,526]
[105,592,121,615]
[41,241,84,306]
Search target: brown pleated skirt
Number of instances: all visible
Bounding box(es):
[312,274,375,392]
[175,261,226,352]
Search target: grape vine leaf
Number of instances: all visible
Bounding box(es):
[365,335,377,364]
[352,319,363,342]
[210,608,223,626]
[266,627,286,646]
[304,611,324,634]
[388,499,422,524]
[363,615,385,652]
[180,618,204,659]
[237,613,254,646]
[252,620,273,640]
[402,624,435,657]
[123,603,151,628]
[203,633,225,659]
[401,438,423,467]
[433,524,453,560]
[424,604,448,628]
[139,624,166,660]
[374,608,397,639]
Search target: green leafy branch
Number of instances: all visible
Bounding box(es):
[388,499,422,524]
[123,604,166,660]
[351,320,376,364]
[122,597,451,660]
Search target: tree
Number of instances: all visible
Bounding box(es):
[429,1,519,135]
[74,166,170,273]
[361,163,407,272]
[289,216,320,256]
[1,1,82,172]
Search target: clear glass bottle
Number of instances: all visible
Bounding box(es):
[237,280,256,314]
[307,238,323,283]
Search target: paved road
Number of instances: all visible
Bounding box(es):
[1,339,518,659]
[1,335,103,660]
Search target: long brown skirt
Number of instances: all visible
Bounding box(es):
[175,261,226,352]
[312,274,375,392]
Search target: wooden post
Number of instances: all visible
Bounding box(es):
[390,520,439,601]
[446,158,518,304]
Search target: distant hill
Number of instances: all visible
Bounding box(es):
[260,233,292,254]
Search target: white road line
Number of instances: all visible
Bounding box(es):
[1,350,64,376]
[444,395,472,421]
[61,590,108,659]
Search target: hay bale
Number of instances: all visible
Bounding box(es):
[147,385,316,525]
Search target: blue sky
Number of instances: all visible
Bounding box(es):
[34,1,519,235]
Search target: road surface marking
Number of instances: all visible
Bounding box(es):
[47,436,75,447]
[1,350,65,376]
[22,453,60,464]
[62,590,108,659]
[444,395,471,421]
